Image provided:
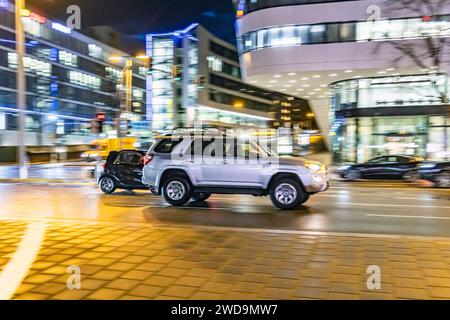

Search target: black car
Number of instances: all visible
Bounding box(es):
[414,161,450,188]
[97,150,148,194]
[337,155,424,181]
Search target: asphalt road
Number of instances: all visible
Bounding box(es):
[0,180,449,238]
[0,163,93,181]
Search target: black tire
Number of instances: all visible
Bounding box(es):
[162,175,192,206]
[435,171,450,188]
[99,176,116,194]
[149,186,160,195]
[270,178,307,210]
[344,169,361,181]
[403,171,419,183]
[191,193,211,202]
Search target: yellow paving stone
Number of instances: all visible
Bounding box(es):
[92,270,123,281]
[106,279,140,291]
[121,270,152,281]
[87,288,125,300]
[51,290,92,300]
[396,287,431,300]
[31,282,66,295]
[15,293,50,300]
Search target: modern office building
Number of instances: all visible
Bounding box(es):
[146,23,320,152]
[0,2,148,147]
[234,0,450,162]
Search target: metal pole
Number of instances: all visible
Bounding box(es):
[15,0,27,179]
[125,59,133,114]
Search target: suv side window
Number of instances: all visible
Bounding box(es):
[154,138,183,153]
[186,138,225,158]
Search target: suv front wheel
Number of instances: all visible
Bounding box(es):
[270,178,308,210]
[162,175,192,206]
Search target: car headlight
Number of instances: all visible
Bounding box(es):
[419,163,437,169]
[305,162,322,173]
[338,165,351,171]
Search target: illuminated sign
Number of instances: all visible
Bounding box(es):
[0,0,8,9]
[30,12,46,24]
[52,22,71,34]
[21,9,30,16]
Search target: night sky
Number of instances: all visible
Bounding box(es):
[26,0,237,52]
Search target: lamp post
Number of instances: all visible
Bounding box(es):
[15,0,27,179]
[109,55,150,147]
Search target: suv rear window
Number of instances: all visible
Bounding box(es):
[154,138,183,153]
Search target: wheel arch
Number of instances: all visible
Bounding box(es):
[158,168,194,193]
[267,172,306,193]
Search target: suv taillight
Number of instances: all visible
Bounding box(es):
[143,155,153,166]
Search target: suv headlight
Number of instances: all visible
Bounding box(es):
[338,165,351,171]
[305,162,322,173]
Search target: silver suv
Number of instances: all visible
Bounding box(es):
[142,130,329,210]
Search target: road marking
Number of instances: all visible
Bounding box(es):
[1,215,450,241]
[337,202,450,209]
[0,221,46,300]
[367,214,450,220]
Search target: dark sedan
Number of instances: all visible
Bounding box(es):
[414,161,450,188]
[337,155,424,181]
[97,150,148,194]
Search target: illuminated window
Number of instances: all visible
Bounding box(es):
[59,50,78,67]
[69,71,101,90]
[88,44,103,59]
[8,53,51,77]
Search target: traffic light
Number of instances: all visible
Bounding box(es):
[92,112,106,134]
[197,75,206,90]
[91,119,102,134]
[96,112,106,122]
[172,64,182,81]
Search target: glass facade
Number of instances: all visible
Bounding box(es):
[0,6,147,145]
[238,15,450,53]
[234,0,362,15]
[148,25,318,134]
[330,76,450,163]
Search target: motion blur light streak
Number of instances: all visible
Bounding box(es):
[0,221,46,300]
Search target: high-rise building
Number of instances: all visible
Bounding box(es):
[234,0,450,162]
[146,24,319,141]
[0,2,148,147]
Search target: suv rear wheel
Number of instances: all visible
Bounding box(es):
[270,178,308,210]
[162,175,192,206]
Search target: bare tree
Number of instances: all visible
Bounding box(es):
[374,0,450,103]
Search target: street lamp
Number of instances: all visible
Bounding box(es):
[108,55,150,146]
[15,0,27,179]
[109,55,150,115]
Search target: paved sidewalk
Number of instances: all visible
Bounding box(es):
[1,220,450,300]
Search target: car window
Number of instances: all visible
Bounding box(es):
[398,156,410,163]
[368,157,385,164]
[386,156,398,163]
[154,138,183,153]
[117,151,143,165]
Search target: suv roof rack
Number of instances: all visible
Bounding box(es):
[171,126,227,136]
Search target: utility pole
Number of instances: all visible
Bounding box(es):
[15,0,27,179]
